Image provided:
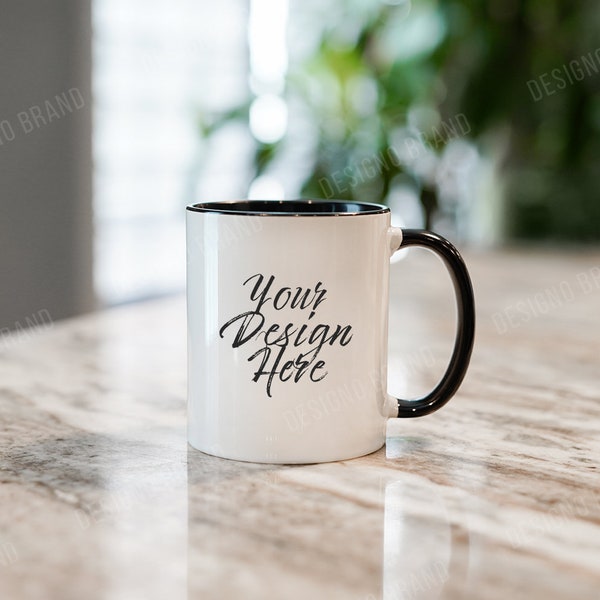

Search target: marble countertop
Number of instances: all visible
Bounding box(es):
[1,249,599,600]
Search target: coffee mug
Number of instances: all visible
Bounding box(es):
[186,200,475,463]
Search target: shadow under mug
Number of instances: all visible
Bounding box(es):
[186,199,475,463]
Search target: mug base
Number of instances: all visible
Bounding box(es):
[187,439,386,465]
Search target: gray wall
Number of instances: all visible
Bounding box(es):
[0,0,94,331]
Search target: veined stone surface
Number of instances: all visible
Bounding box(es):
[1,251,599,599]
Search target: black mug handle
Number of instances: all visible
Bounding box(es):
[390,229,475,418]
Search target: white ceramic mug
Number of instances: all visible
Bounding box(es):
[186,200,475,463]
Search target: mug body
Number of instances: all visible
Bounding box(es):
[186,201,397,463]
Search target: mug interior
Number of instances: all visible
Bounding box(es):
[186,199,389,216]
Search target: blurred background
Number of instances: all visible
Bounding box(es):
[1,0,599,331]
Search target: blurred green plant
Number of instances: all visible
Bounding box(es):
[200,0,600,242]
[436,0,600,241]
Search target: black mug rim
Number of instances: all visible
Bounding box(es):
[186,199,389,216]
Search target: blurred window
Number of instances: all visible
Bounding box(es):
[92,0,248,305]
